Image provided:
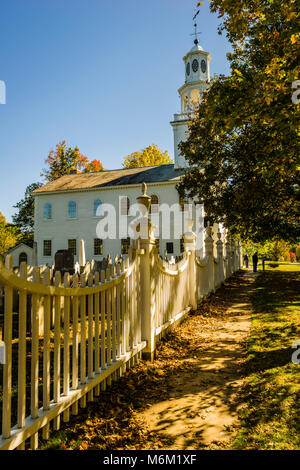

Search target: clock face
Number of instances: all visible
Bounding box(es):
[192,59,199,73]
[186,62,190,76]
[201,59,207,73]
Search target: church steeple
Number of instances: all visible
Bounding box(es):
[171,18,211,169]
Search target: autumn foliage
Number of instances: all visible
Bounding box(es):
[179,0,299,243]
[42,141,104,182]
[123,145,173,169]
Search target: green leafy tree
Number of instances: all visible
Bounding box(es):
[123,144,173,168]
[264,240,291,261]
[243,239,291,260]
[12,182,43,246]
[178,0,299,243]
[242,240,266,259]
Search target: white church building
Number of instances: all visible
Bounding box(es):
[32,39,219,267]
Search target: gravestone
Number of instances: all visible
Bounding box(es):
[94,260,102,273]
[54,250,74,276]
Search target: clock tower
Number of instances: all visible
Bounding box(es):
[171,40,211,169]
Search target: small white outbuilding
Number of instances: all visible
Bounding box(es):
[5,243,33,267]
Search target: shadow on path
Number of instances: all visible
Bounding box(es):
[41,271,258,451]
[138,272,258,450]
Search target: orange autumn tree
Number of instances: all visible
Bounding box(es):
[83,159,105,173]
[41,141,104,182]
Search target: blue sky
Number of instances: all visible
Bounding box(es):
[0,0,231,222]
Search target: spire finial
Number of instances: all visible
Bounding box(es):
[192,4,201,45]
[142,182,147,196]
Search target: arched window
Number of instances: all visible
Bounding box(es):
[19,252,28,265]
[120,196,130,216]
[93,199,102,217]
[43,203,52,220]
[150,195,159,214]
[68,201,77,218]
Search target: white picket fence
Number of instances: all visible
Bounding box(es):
[0,218,241,450]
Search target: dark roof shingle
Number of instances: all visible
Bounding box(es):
[33,164,185,194]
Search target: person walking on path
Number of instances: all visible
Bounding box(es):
[252,252,258,272]
[244,254,249,268]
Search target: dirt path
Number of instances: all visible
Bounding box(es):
[43,271,258,451]
[138,271,258,450]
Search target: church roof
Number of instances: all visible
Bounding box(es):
[33,164,186,194]
[6,243,33,254]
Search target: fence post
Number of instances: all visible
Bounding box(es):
[235,241,239,272]
[135,183,156,361]
[216,230,225,286]
[183,217,197,310]
[237,241,242,269]
[225,236,231,279]
[2,255,13,439]
[231,239,236,273]
[205,222,215,294]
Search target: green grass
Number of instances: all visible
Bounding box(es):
[244,261,300,273]
[232,265,300,450]
[264,261,300,272]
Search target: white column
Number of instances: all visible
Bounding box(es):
[183,217,197,310]
[139,226,156,361]
[216,231,224,286]
[225,237,231,279]
[135,183,157,361]
[204,223,214,294]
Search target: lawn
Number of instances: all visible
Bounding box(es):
[244,261,300,273]
[232,264,300,450]
[265,261,300,272]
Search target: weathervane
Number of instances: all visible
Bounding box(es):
[191,4,201,45]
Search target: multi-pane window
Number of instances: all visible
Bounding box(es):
[93,199,102,217]
[180,238,185,253]
[43,240,52,257]
[121,237,130,255]
[43,203,52,220]
[68,201,77,218]
[120,196,130,216]
[68,239,77,256]
[166,242,174,254]
[94,238,103,256]
[150,195,159,214]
